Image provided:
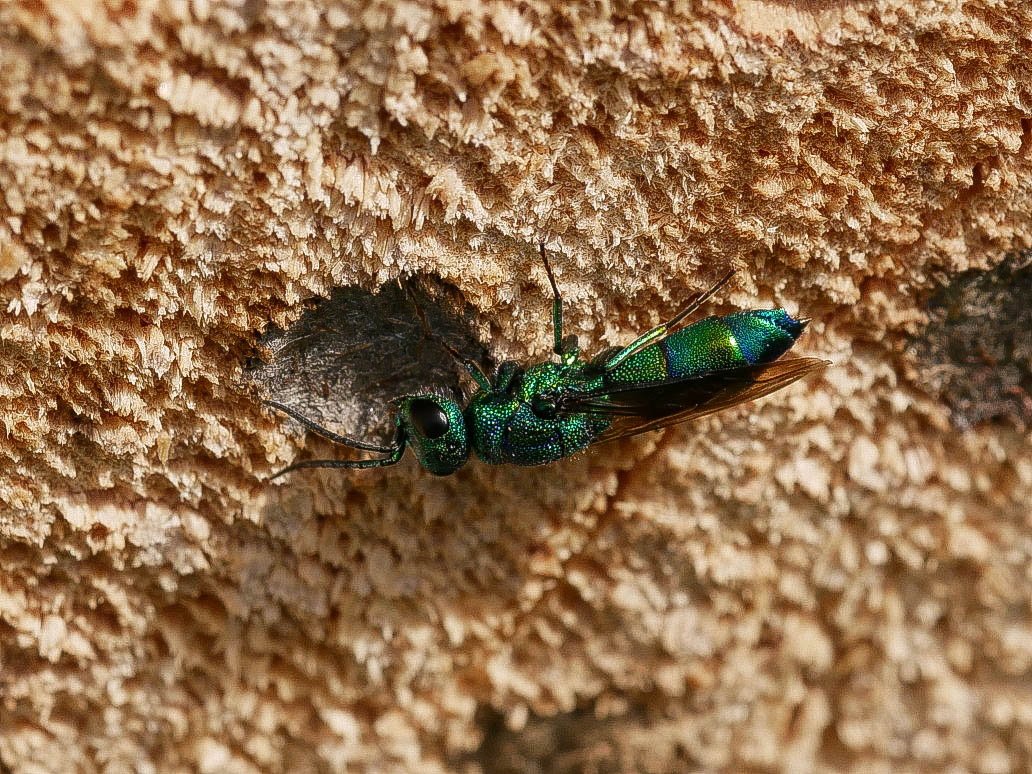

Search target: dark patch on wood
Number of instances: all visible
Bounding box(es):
[909,252,1032,429]
[459,702,686,774]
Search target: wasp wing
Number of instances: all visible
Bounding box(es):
[563,357,829,444]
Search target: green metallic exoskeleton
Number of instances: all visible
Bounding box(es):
[267,247,827,478]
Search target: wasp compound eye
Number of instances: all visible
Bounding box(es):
[409,398,450,438]
[402,395,469,476]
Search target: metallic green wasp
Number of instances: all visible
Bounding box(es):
[267,247,828,478]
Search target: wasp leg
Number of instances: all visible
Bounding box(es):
[539,243,579,362]
[405,283,492,391]
[602,268,737,372]
[492,360,522,392]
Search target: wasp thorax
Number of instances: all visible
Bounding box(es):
[400,395,469,475]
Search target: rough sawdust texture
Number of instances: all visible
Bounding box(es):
[1,1,1031,772]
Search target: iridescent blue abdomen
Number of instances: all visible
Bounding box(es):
[606,309,806,387]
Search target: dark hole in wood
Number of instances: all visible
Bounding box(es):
[248,276,491,445]
[908,251,1031,430]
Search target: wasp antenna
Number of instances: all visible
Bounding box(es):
[264,399,397,454]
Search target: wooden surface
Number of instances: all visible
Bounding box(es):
[1,1,1030,771]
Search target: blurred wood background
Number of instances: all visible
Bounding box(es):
[1,1,1030,771]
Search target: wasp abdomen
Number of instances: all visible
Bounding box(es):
[606,310,807,387]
